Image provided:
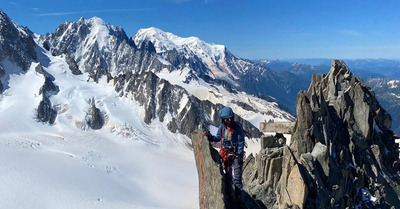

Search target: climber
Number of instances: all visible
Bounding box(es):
[204,106,245,202]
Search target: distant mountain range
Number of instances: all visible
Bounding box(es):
[1,9,296,141]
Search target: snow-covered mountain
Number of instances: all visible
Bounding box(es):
[0,10,294,208]
[134,27,236,79]
[37,16,294,131]
[133,27,294,112]
[37,17,162,80]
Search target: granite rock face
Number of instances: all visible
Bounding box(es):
[191,131,228,209]
[243,134,287,209]
[192,60,400,209]
[191,131,264,209]
[284,60,400,208]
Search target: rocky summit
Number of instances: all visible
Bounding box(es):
[192,60,400,209]
[285,60,400,208]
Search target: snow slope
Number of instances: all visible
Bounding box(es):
[0,46,198,209]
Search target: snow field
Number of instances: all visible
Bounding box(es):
[0,49,198,209]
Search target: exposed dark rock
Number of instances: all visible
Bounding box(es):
[37,95,57,124]
[0,9,36,94]
[283,60,400,208]
[112,70,262,138]
[0,9,36,71]
[37,68,59,125]
[140,40,156,54]
[39,75,58,96]
[35,63,44,75]
[0,64,4,92]
[65,53,82,75]
[87,101,104,130]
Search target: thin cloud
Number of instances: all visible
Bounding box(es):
[32,8,40,11]
[35,8,154,17]
[338,29,363,37]
[293,32,312,37]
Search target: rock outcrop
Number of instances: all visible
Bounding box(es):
[191,130,264,209]
[87,100,104,130]
[192,60,400,209]
[65,53,82,75]
[243,133,287,208]
[37,64,58,124]
[282,60,400,208]
[191,131,228,209]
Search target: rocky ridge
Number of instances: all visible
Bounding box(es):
[111,70,261,137]
[192,60,400,208]
[286,60,400,208]
[0,10,36,92]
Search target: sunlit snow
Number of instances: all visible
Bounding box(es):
[0,48,198,209]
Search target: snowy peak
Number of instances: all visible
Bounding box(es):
[134,27,234,79]
[133,27,292,111]
[49,16,131,54]
[41,16,160,77]
[135,27,226,57]
[78,16,127,45]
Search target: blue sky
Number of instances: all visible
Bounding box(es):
[2,0,400,59]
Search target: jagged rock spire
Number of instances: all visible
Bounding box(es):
[285,59,400,208]
[192,60,400,209]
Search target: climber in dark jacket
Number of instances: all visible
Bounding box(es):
[204,106,245,200]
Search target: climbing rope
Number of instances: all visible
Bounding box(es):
[197,131,205,209]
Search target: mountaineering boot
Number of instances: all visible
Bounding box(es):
[234,189,246,209]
